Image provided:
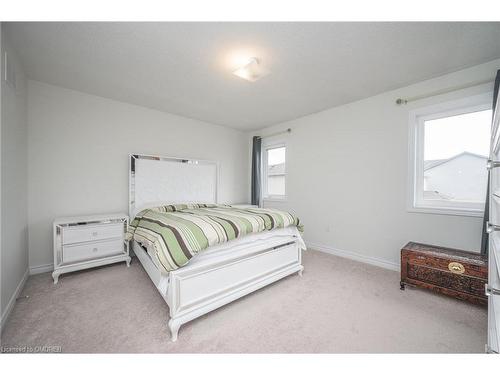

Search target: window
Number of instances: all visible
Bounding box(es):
[263,143,286,200]
[408,93,492,216]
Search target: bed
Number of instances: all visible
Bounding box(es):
[128,154,305,341]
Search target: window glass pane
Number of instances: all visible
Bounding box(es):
[267,147,285,166]
[423,109,491,203]
[266,146,286,196]
[268,175,285,196]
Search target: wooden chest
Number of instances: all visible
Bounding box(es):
[400,242,488,306]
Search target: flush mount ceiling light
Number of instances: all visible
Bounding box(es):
[232,57,270,82]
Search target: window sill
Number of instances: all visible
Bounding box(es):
[407,206,484,218]
[263,197,287,203]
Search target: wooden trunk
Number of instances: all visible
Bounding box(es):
[400,242,488,306]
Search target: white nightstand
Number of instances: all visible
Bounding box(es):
[52,213,130,284]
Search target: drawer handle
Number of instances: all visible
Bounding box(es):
[487,159,500,170]
[486,222,500,233]
[485,284,500,296]
[92,232,98,236]
[448,262,465,274]
[92,247,98,252]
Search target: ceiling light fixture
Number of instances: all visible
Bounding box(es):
[232,57,270,82]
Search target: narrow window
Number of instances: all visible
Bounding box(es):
[263,144,286,200]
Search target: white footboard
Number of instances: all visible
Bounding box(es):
[167,240,303,341]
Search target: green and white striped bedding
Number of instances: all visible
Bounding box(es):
[127,204,302,272]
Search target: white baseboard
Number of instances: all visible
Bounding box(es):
[29,263,53,275]
[307,242,399,272]
[0,268,29,333]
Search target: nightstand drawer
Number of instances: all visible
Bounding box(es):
[53,213,130,284]
[63,238,124,264]
[62,223,123,245]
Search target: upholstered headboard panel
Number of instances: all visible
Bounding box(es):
[129,154,218,217]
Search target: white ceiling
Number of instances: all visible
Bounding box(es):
[5,22,500,131]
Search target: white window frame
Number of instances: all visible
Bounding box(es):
[407,92,493,217]
[262,140,287,202]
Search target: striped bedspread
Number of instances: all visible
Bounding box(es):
[127,204,302,272]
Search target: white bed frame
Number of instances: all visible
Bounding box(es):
[129,154,304,342]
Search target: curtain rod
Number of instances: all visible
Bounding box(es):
[257,128,291,139]
[395,78,494,105]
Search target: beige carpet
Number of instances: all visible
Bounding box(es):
[0,250,487,353]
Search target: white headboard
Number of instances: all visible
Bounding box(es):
[129,154,218,218]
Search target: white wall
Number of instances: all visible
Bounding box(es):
[28,81,249,270]
[1,28,29,323]
[253,59,500,269]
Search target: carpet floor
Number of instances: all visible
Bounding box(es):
[0,250,487,353]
